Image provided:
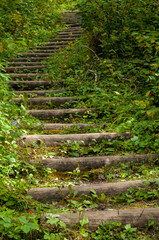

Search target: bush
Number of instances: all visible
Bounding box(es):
[77,0,159,58]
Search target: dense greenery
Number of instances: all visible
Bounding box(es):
[77,0,159,57]
[0,0,159,239]
[0,0,64,58]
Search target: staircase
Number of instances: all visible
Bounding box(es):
[6,11,159,232]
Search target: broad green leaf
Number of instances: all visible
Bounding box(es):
[21,225,31,234]
[80,217,89,227]
[47,218,59,225]
[18,216,28,224]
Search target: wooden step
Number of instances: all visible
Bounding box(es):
[21,132,131,147]
[6,62,45,66]
[15,90,65,96]
[4,65,47,72]
[63,27,82,32]
[30,153,159,172]
[59,30,82,34]
[31,49,62,53]
[9,73,48,80]
[40,123,100,130]
[37,44,68,49]
[9,81,57,90]
[13,97,77,106]
[28,179,156,202]
[48,37,79,42]
[58,33,81,37]
[54,208,159,230]
[21,53,55,57]
[27,108,95,120]
[6,57,49,62]
[65,23,81,28]
[32,45,63,51]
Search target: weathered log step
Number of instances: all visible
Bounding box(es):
[6,57,49,62]
[13,97,77,106]
[61,26,81,30]
[48,37,79,42]
[61,19,81,25]
[9,73,48,80]
[30,154,159,172]
[40,123,100,130]
[6,62,45,66]
[31,49,63,53]
[28,179,157,202]
[61,14,81,21]
[32,45,64,51]
[21,132,131,147]
[27,108,95,120]
[61,17,81,24]
[15,90,65,96]
[56,208,159,230]
[59,30,82,34]
[36,43,69,49]
[9,81,57,90]
[4,65,48,72]
[20,53,55,57]
[63,27,82,32]
[65,23,81,28]
[58,33,81,37]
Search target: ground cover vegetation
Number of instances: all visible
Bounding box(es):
[0,0,159,239]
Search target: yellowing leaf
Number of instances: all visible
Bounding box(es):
[150,63,159,69]
[0,42,3,53]
[145,91,151,97]
[147,111,155,116]
[134,100,146,108]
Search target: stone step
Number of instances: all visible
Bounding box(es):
[4,65,48,72]
[9,73,48,80]
[15,90,65,96]
[6,57,49,62]
[21,132,131,147]
[54,208,159,230]
[27,108,95,120]
[9,81,57,90]
[28,179,156,202]
[6,62,45,66]
[13,97,77,106]
[40,123,100,130]
[30,154,159,172]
